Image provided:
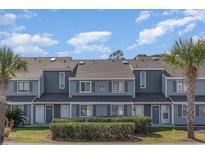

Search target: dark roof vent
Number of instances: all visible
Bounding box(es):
[152,57,159,61]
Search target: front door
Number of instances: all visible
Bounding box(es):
[46,105,53,124]
[161,105,170,124]
[36,105,44,124]
[152,105,160,124]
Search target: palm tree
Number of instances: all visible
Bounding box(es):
[0,47,28,144]
[165,38,205,139]
[108,49,125,60]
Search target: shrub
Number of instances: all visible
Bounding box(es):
[49,122,135,141]
[52,118,85,123]
[89,116,151,134]
[5,108,25,127]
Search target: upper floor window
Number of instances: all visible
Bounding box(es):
[80,81,91,93]
[112,81,124,93]
[80,105,92,117]
[140,71,146,89]
[112,104,124,116]
[59,72,65,89]
[176,80,187,93]
[17,81,29,93]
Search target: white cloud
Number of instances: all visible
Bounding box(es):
[162,10,181,16]
[128,10,205,49]
[192,34,205,43]
[20,10,37,19]
[178,23,196,36]
[135,11,151,23]
[57,51,69,57]
[67,31,112,54]
[0,33,58,56]
[0,13,16,26]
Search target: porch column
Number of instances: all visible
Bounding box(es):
[171,104,174,125]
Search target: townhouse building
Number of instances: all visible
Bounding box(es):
[6,56,205,125]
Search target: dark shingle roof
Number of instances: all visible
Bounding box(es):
[15,57,78,78]
[134,93,171,102]
[7,96,36,102]
[70,96,133,102]
[170,95,205,102]
[35,93,69,102]
[74,60,135,79]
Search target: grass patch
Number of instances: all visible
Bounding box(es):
[4,127,205,144]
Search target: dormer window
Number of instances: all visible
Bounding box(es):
[140,71,146,89]
[80,81,92,93]
[59,72,65,89]
[17,81,29,93]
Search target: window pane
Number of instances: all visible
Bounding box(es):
[85,82,90,91]
[112,105,118,116]
[118,105,124,116]
[183,105,187,116]
[87,105,92,116]
[81,105,87,116]
[133,105,144,116]
[81,82,85,91]
[113,82,119,92]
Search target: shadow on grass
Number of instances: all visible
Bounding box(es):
[151,127,184,132]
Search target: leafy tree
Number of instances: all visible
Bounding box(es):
[0,47,28,144]
[165,38,205,139]
[108,50,125,60]
[5,108,25,127]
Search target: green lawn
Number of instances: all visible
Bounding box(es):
[4,127,205,144]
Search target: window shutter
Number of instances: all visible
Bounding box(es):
[125,81,128,92]
[29,81,33,93]
[107,104,111,116]
[108,81,112,92]
[23,105,27,116]
[54,104,60,118]
[76,105,80,116]
[178,104,182,117]
[92,81,95,93]
[195,105,199,117]
[173,81,176,92]
[76,81,79,93]
[124,104,127,116]
[14,81,17,93]
[93,105,96,116]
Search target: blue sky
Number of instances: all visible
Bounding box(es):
[0,9,205,59]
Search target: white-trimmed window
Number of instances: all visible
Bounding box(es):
[182,104,187,117]
[140,71,146,89]
[112,81,124,93]
[59,72,65,89]
[80,105,92,117]
[112,105,124,116]
[80,81,92,93]
[133,105,144,116]
[176,80,187,93]
[17,81,29,93]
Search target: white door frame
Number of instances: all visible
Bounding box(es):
[151,105,160,124]
[36,105,45,124]
[161,105,170,124]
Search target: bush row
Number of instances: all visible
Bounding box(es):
[52,116,151,134]
[49,122,135,141]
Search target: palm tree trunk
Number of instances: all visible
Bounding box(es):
[185,67,198,139]
[0,78,8,145]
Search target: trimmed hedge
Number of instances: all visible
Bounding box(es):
[49,122,135,141]
[52,118,85,123]
[89,116,151,134]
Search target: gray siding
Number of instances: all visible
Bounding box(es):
[95,104,108,116]
[167,79,205,96]
[69,80,135,97]
[7,80,38,96]
[44,71,74,94]
[174,104,205,125]
[134,70,162,93]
